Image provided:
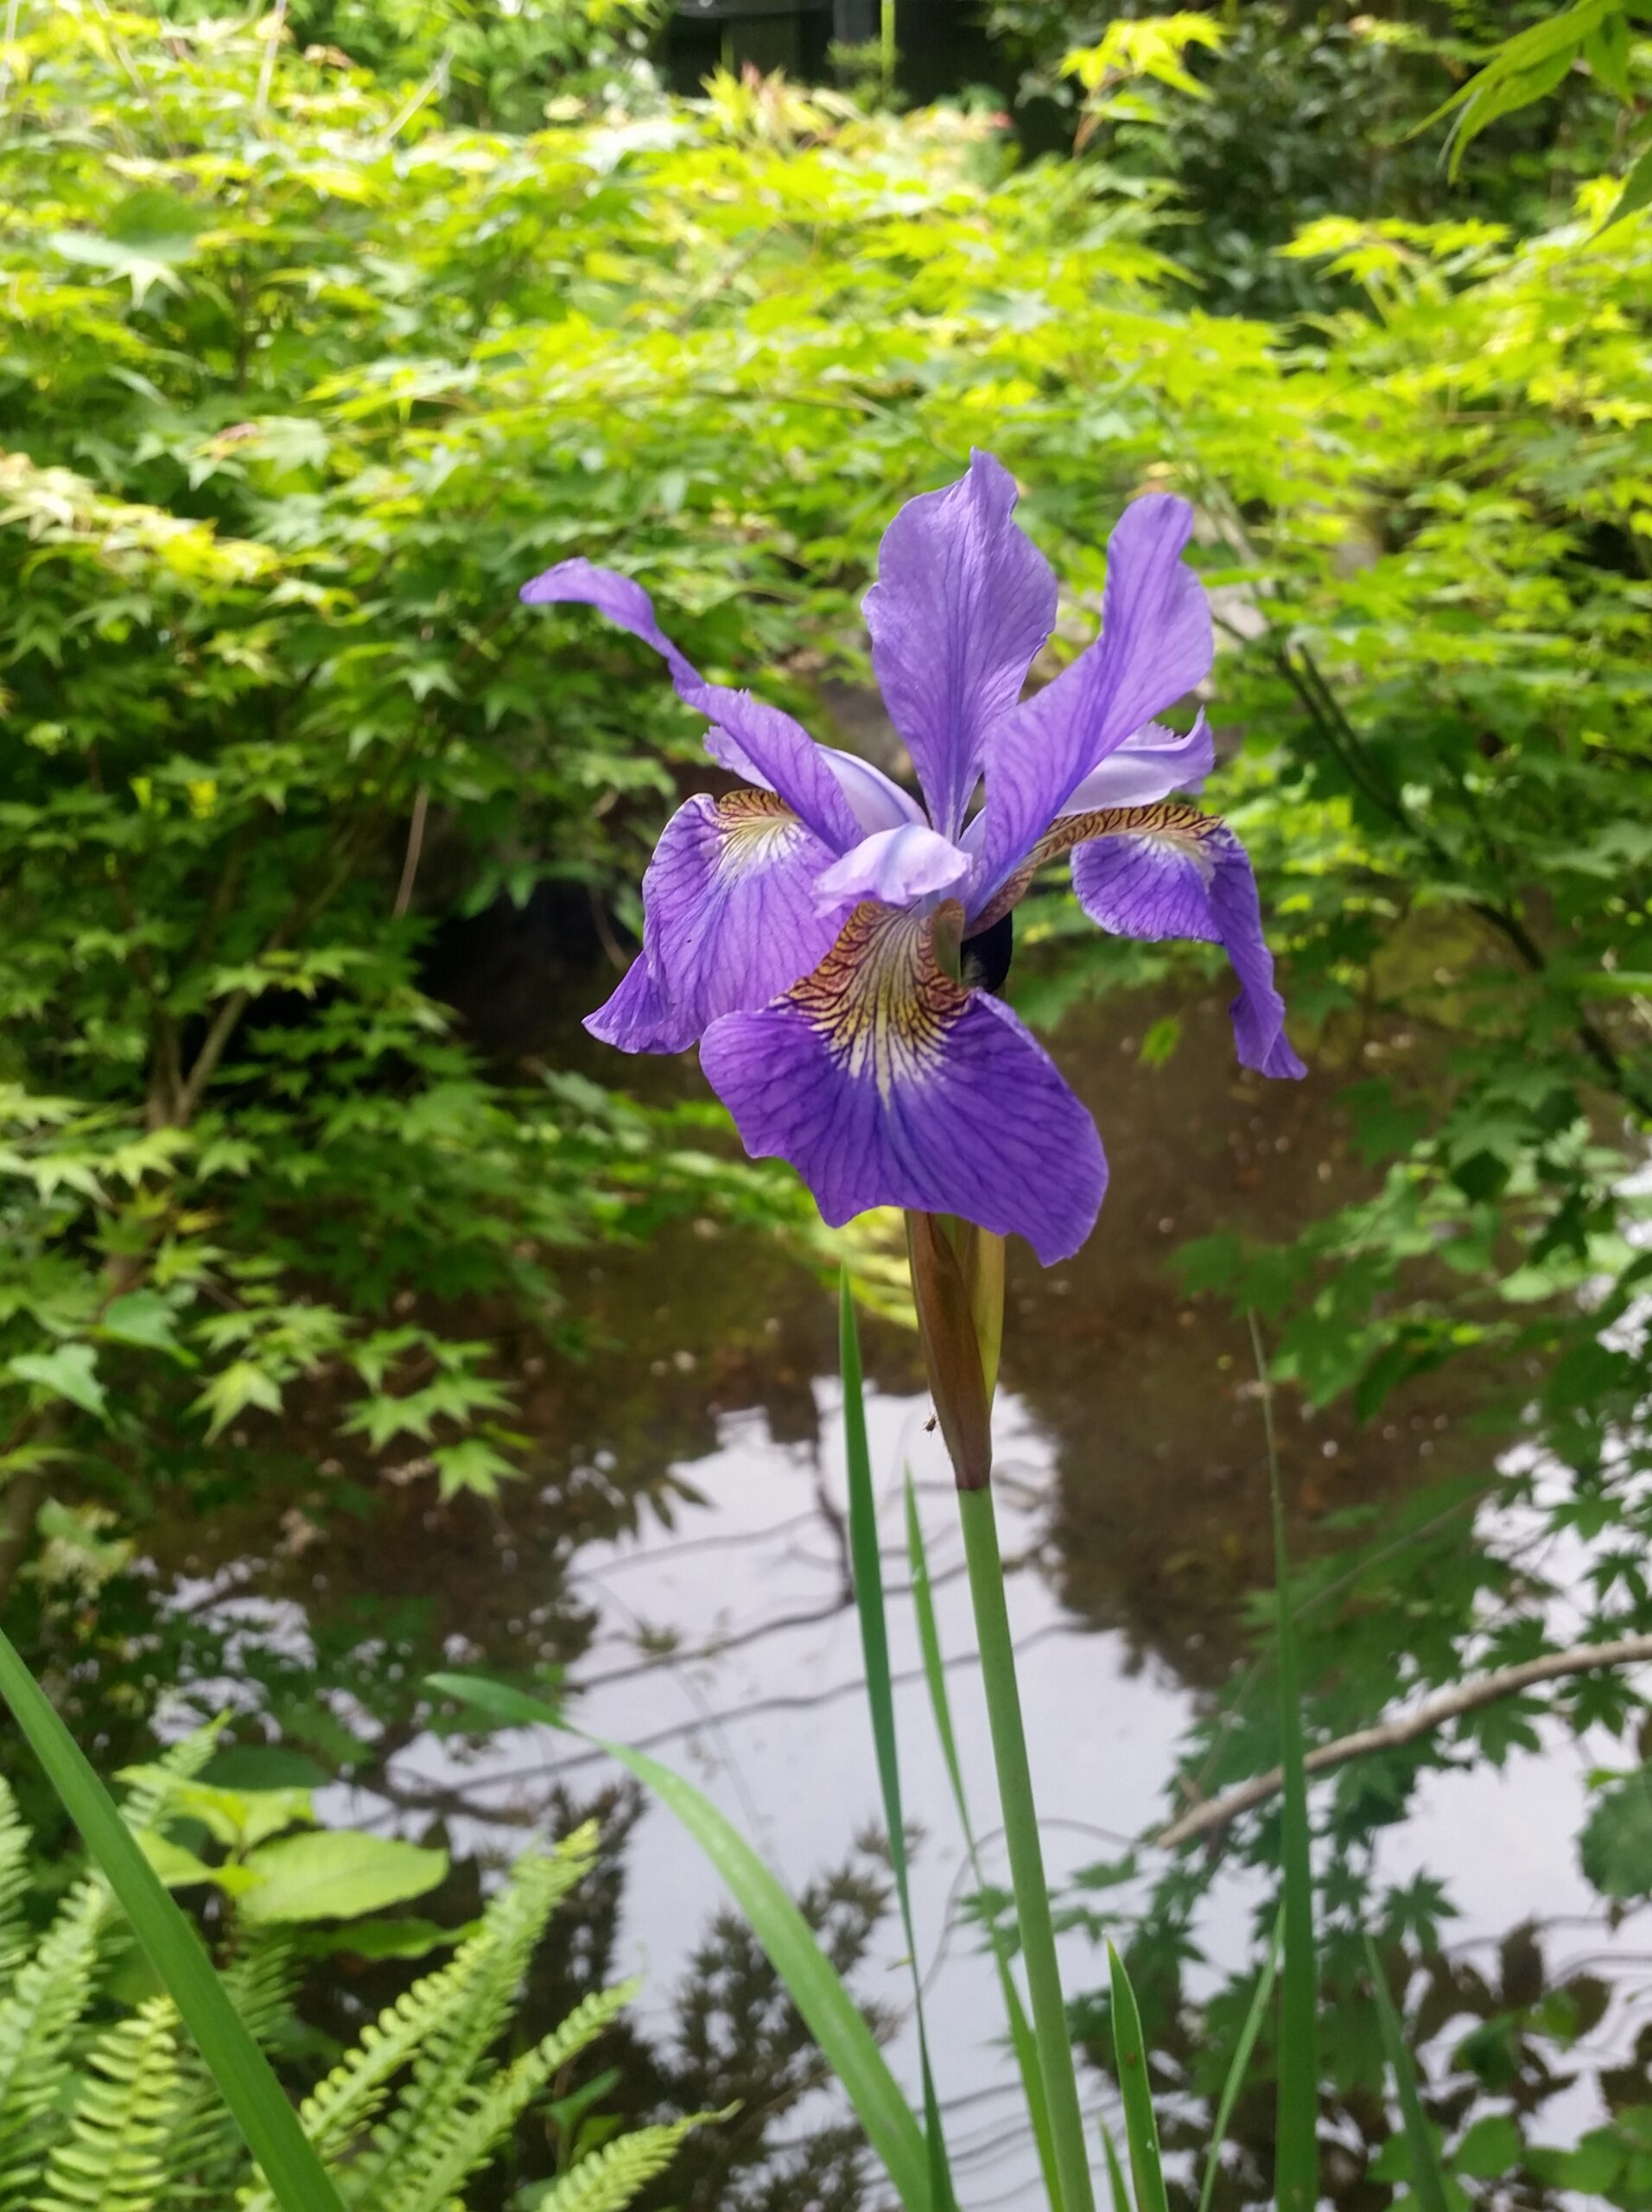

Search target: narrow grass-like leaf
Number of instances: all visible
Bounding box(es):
[956,1484,1096,2212]
[0,1622,346,2212]
[905,1471,1061,2209]
[1198,1910,1282,2212]
[1365,1934,1450,2212]
[1251,1314,1317,2212]
[840,1275,955,2212]
[429,1670,932,2212]
[1108,1942,1167,2212]
[1101,2120,1133,2212]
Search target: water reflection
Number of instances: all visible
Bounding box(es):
[140,958,1648,2206]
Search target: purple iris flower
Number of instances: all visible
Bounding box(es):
[522,453,1303,1266]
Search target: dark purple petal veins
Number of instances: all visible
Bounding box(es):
[698,901,1107,1264]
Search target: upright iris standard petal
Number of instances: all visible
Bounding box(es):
[1061,802,1306,1080]
[587,790,848,1054]
[520,561,861,853]
[698,902,1108,1266]
[863,451,1057,842]
[972,494,1212,916]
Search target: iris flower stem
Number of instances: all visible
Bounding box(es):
[957,1482,1095,2212]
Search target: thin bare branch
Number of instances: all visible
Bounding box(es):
[391,785,429,920]
[1157,1633,1652,1850]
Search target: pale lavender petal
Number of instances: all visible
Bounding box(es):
[971,493,1212,918]
[586,791,847,1054]
[522,561,860,853]
[863,451,1057,841]
[1070,809,1305,1079]
[813,823,970,911]
[698,904,1107,1264]
[1060,713,1214,813]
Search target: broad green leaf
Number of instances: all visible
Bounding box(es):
[1606,139,1652,226]
[1580,1768,1652,1897]
[239,1831,449,1923]
[1452,2113,1524,2179]
[298,1916,467,1961]
[121,1770,316,1849]
[99,1289,190,1359]
[9,1341,105,1418]
[135,1828,257,1894]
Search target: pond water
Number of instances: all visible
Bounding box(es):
[152,952,1649,2207]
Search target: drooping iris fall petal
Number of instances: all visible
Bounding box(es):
[588,789,848,1053]
[698,903,1107,1266]
[1063,803,1306,1080]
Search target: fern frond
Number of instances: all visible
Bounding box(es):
[379,1980,638,2212]
[237,1933,505,2212]
[526,2111,725,2212]
[168,1933,302,2194]
[0,1780,34,1984]
[236,1986,442,2211]
[221,1929,304,2050]
[0,1878,116,2209]
[346,1827,600,2212]
[118,1717,221,1834]
[37,1998,181,2212]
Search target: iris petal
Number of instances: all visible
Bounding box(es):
[863,451,1058,842]
[1063,803,1306,1080]
[1059,713,1214,814]
[813,823,971,911]
[698,901,1107,1264]
[972,493,1212,917]
[707,727,924,836]
[521,561,861,853]
[587,790,848,1054]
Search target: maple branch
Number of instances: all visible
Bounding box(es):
[1157,1633,1652,1851]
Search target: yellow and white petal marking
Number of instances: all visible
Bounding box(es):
[785,901,967,1103]
[712,786,809,863]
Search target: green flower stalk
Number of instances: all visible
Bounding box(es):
[907,1209,1096,2212]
